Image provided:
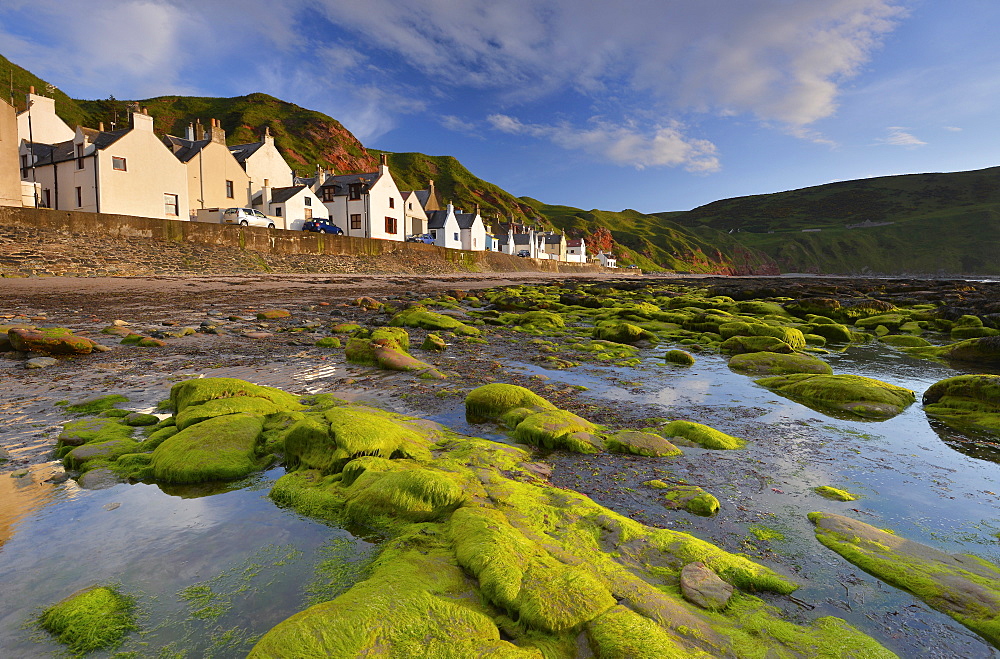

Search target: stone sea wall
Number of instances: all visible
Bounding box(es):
[0,206,605,277]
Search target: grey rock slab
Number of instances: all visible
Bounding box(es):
[25,356,59,369]
[680,561,734,611]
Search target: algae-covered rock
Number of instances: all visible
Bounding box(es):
[150,413,267,483]
[664,349,695,366]
[8,327,96,355]
[728,351,832,376]
[605,431,682,457]
[680,561,734,610]
[879,334,931,348]
[421,333,447,351]
[814,486,858,501]
[465,383,556,422]
[756,373,915,420]
[922,374,1000,434]
[586,605,699,658]
[507,310,566,331]
[123,412,159,426]
[170,377,302,415]
[855,313,906,330]
[647,479,720,516]
[810,511,1000,646]
[256,309,291,320]
[658,420,745,450]
[390,307,480,336]
[808,322,854,343]
[57,418,134,448]
[315,336,342,348]
[512,410,600,453]
[925,336,1000,365]
[593,321,657,345]
[64,438,141,470]
[719,335,794,355]
[718,322,805,349]
[39,585,136,655]
[64,394,129,415]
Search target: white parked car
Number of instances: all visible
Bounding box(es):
[222,207,276,228]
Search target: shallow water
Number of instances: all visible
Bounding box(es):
[2,330,1000,656]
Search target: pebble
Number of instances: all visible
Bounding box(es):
[243,332,273,339]
[112,319,129,326]
[25,356,59,369]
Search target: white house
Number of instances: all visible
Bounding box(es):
[426,203,463,249]
[400,190,428,236]
[19,109,189,220]
[164,118,252,218]
[318,154,405,241]
[229,127,293,201]
[0,97,21,207]
[456,206,487,251]
[253,183,325,230]
[566,238,587,263]
[537,232,566,261]
[594,251,617,268]
[16,89,74,146]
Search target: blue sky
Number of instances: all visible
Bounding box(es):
[1,0,998,213]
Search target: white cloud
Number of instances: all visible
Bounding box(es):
[488,114,719,172]
[943,125,962,132]
[877,126,926,147]
[439,115,480,135]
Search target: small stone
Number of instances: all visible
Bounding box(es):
[257,309,291,320]
[26,356,59,369]
[243,331,273,339]
[680,561,734,610]
[112,319,129,326]
[77,468,123,490]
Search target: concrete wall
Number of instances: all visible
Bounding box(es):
[0,205,607,277]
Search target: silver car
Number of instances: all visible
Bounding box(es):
[222,207,276,228]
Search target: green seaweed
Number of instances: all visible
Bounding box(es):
[658,420,745,450]
[39,585,136,655]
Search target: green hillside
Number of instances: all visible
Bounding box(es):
[522,198,778,274]
[662,167,1000,275]
[0,53,89,128]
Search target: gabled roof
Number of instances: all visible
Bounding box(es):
[229,141,265,164]
[426,209,454,230]
[24,127,129,166]
[455,212,480,230]
[319,172,379,197]
[513,234,533,245]
[543,233,563,245]
[252,185,309,205]
[567,238,584,247]
[163,135,211,163]
[496,234,510,247]
[81,127,129,150]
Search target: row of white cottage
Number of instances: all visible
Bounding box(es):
[9,89,616,265]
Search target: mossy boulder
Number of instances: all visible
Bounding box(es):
[719,335,794,355]
[64,394,129,414]
[808,322,854,343]
[421,333,447,351]
[512,410,600,453]
[647,479,719,516]
[256,309,291,320]
[150,413,268,483]
[57,418,134,448]
[605,431,682,457]
[39,586,136,655]
[756,373,915,420]
[390,307,480,336]
[811,511,1000,646]
[465,383,556,422]
[879,334,931,348]
[922,374,1000,434]
[926,336,1000,365]
[855,313,906,331]
[8,327,96,355]
[507,310,566,330]
[593,321,657,345]
[664,349,695,366]
[658,420,745,449]
[814,486,858,501]
[170,377,302,416]
[728,351,832,376]
[315,336,342,348]
[64,438,142,470]
[718,322,805,349]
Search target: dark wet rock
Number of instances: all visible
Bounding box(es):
[77,467,123,490]
[756,373,915,420]
[680,562,734,610]
[810,511,1000,646]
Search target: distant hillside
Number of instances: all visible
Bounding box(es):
[522,198,778,274]
[662,167,1000,275]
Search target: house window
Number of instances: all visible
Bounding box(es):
[75,144,84,169]
[430,230,437,238]
[112,157,126,171]
[20,154,27,178]
[304,197,311,207]
[225,180,234,198]
[408,202,412,210]
[305,208,313,220]
[164,193,179,216]
[350,213,361,229]
[453,233,459,241]
[388,197,394,209]
[275,207,283,217]
[385,216,397,234]
[322,187,336,202]
[348,183,361,200]
[75,187,82,207]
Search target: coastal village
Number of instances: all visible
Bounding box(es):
[0,90,619,268]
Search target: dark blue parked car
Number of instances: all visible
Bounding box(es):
[302,220,344,234]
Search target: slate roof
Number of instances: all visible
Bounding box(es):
[319,172,379,196]
[456,212,480,230]
[252,185,307,205]
[543,233,563,245]
[426,209,452,230]
[163,135,211,163]
[228,141,264,164]
[25,128,129,166]
[567,238,584,247]
[512,234,533,246]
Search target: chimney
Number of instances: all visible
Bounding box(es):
[261,178,271,212]
[185,122,195,141]
[379,152,389,175]
[98,122,105,132]
[207,118,226,145]
[474,203,480,216]
[29,85,34,94]
[130,110,154,132]
[262,126,273,144]
[315,164,325,187]
[195,119,205,141]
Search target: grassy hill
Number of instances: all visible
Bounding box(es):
[522,198,778,274]
[0,53,89,128]
[661,167,1000,275]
